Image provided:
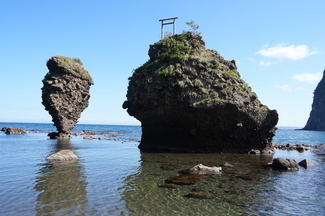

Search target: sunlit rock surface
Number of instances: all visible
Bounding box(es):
[42,56,93,138]
[123,32,278,153]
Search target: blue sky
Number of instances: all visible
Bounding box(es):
[1,0,324,127]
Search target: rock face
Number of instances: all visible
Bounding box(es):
[302,70,325,131]
[41,56,94,138]
[123,32,278,153]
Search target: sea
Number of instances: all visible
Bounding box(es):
[0,122,324,216]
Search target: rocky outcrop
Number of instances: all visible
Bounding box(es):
[123,32,278,153]
[302,70,325,131]
[1,126,27,135]
[41,56,94,139]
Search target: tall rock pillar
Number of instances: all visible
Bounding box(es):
[41,56,94,138]
[303,70,325,131]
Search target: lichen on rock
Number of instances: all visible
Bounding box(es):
[123,31,278,153]
[42,56,93,138]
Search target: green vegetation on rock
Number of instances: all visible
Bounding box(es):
[127,31,265,110]
[46,56,94,84]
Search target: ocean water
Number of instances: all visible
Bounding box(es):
[0,122,324,216]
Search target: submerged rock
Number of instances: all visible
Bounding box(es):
[46,150,78,161]
[123,31,278,153]
[303,70,325,131]
[41,56,94,139]
[189,164,222,174]
[1,126,27,135]
[184,191,215,199]
[166,174,205,185]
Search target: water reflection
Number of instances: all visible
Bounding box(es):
[34,139,88,215]
[120,152,276,215]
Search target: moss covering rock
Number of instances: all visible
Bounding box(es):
[123,32,278,153]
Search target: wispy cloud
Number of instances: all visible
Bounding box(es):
[259,60,280,67]
[257,44,319,60]
[276,85,304,92]
[292,72,322,84]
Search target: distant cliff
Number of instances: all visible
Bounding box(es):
[123,32,278,153]
[302,70,325,131]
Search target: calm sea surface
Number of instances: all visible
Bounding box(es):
[0,122,324,216]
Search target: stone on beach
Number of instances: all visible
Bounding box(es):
[46,150,78,161]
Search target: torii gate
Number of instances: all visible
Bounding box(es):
[159,17,178,39]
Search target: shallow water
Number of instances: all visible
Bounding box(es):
[0,123,325,215]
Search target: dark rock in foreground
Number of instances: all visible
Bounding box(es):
[1,126,27,135]
[41,56,94,139]
[270,158,299,170]
[123,32,278,153]
[302,69,325,131]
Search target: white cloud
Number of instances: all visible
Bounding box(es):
[259,60,280,67]
[276,85,304,92]
[257,44,319,60]
[278,85,292,92]
[292,72,322,84]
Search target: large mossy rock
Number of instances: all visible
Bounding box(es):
[42,56,94,138]
[302,70,325,131]
[123,32,278,153]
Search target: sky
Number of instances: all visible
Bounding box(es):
[1,0,324,127]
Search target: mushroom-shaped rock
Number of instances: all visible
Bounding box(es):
[123,32,278,153]
[46,150,78,161]
[41,56,94,139]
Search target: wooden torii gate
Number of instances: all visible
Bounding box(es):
[159,17,178,39]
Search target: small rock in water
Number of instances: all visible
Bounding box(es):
[298,159,314,169]
[1,127,27,135]
[166,174,205,185]
[221,162,234,167]
[158,184,178,188]
[270,158,299,170]
[189,164,222,174]
[46,150,78,161]
[184,192,215,199]
[161,164,177,170]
